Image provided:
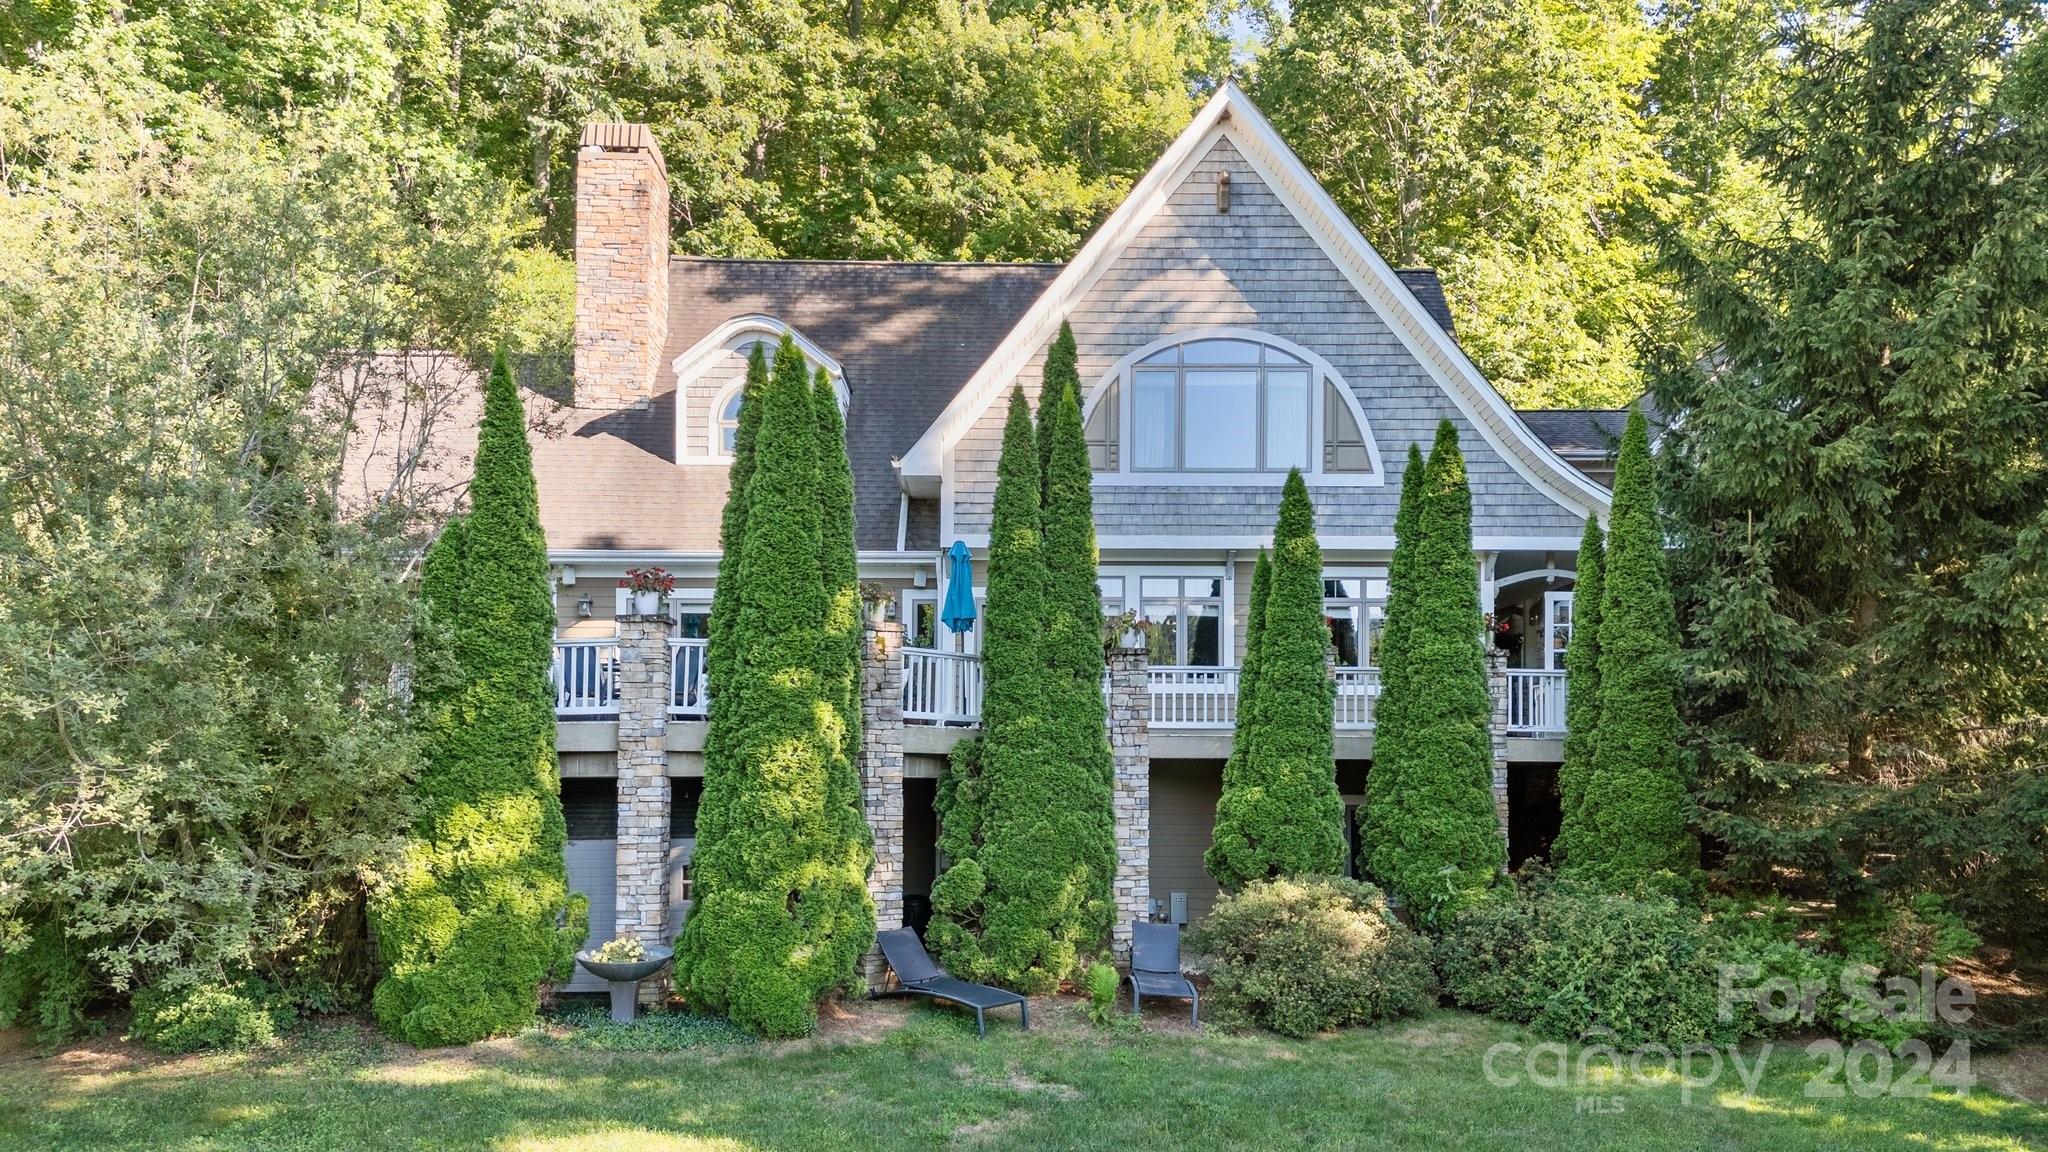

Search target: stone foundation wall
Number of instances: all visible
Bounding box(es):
[1485,649,1510,854]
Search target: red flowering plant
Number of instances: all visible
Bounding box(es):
[619,567,676,595]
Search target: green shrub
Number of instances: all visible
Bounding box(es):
[0,922,92,1046]
[1573,408,1696,889]
[130,983,281,1054]
[1438,872,1730,1047]
[1085,962,1120,1027]
[370,350,586,1047]
[1188,876,1433,1038]
[1365,423,1505,921]
[677,335,875,1037]
[1830,892,1981,973]
[1208,474,1345,888]
[1553,515,1604,866]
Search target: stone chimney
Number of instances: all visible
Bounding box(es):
[574,123,670,410]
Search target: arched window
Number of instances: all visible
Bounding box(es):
[714,384,745,455]
[1083,331,1380,480]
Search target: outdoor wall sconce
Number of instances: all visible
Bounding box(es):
[577,594,594,617]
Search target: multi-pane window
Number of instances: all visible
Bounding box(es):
[1141,576,1224,666]
[1097,576,1126,616]
[1323,577,1388,668]
[1545,591,1574,671]
[716,389,743,454]
[1130,339,1312,472]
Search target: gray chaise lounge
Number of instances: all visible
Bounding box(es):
[1127,920,1199,1025]
[874,928,1029,1038]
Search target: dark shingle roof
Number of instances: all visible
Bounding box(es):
[535,259,1060,552]
[1394,269,1456,336]
[1516,408,1629,458]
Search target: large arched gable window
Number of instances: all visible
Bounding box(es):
[1080,329,1383,485]
[671,316,847,464]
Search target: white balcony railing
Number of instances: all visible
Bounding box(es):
[1506,668,1568,735]
[670,638,709,719]
[1334,667,1382,730]
[903,647,983,725]
[1148,666,1240,729]
[552,640,619,716]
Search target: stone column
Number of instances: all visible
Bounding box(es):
[1485,649,1511,856]
[1107,644,1151,960]
[859,618,907,984]
[613,614,672,1000]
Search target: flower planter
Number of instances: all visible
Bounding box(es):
[633,590,661,616]
[574,944,674,1023]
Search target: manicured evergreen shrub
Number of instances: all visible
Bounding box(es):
[931,386,1107,993]
[1188,876,1434,1038]
[1033,325,1115,950]
[706,343,767,718]
[812,363,866,799]
[1575,408,1696,891]
[1365,422,1504,922]
[130,983,283,1054]
[1553,515,1604,867]
[677,336,875,1037]
[1437,870,1730,1047]
[371,350,586,1047]
[1358,443,1425,867]
[1208,472,1344,887]
[1211,550,1271,874]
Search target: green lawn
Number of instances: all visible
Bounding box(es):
[1,1001,2041,1151]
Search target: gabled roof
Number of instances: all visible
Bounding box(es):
[893,80,1611,519]
[1518,408,1629,459]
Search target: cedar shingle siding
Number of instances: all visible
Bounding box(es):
[947,138,1591,542]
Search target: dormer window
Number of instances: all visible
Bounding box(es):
[1083,330,1381,483]
[671,317,847,465]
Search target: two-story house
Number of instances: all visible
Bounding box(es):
[377,85,1627,984]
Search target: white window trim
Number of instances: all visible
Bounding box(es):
[1544,590,1575,672]
[1118,566,1232,666]
[1080,327,1385,487]
[708,381,746,462]
[671,315,848,465]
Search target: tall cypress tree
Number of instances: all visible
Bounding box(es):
[930,388,1088,992]
[1212,548,1272,872]
[1554,516,1606,867]
[812,365,864,769]
[1360,443,1427,866]
[1035,327,1116,949]
[677,337,875,1037]
[1575,410,1695,889]
[1366,421,1503,921]
[706,343,768,711]
[372,350,584,1046]
[1208,473,1345,887]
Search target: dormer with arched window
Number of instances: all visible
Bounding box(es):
[670,315,847,465]
[1080,329,1383,486]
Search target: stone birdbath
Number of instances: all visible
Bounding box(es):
[575,942,674,1023]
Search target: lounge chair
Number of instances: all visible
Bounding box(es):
[874,928,1029,1038]
[1127,920,1199,1025]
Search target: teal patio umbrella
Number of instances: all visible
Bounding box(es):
[941,540,977,635]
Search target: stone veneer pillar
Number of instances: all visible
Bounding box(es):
[1107,644,1151,959]
[1485,649,1511,856]
[858,618,907,984]
[612,613,672,1000]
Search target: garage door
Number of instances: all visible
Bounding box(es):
[561,778,617,993]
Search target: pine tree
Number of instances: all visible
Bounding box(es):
[1366,421,1503,921]
[1209,474,1345,887]
[1659,0,2048,920]
[372,350,585,1047]
[676,337,875,1037]
[1034,326,1116,950]
[1574,409,1695,889]
[1360,443,1426,865]
[1553,516,1606,867]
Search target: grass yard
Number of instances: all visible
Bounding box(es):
[1,999,2042,1152]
